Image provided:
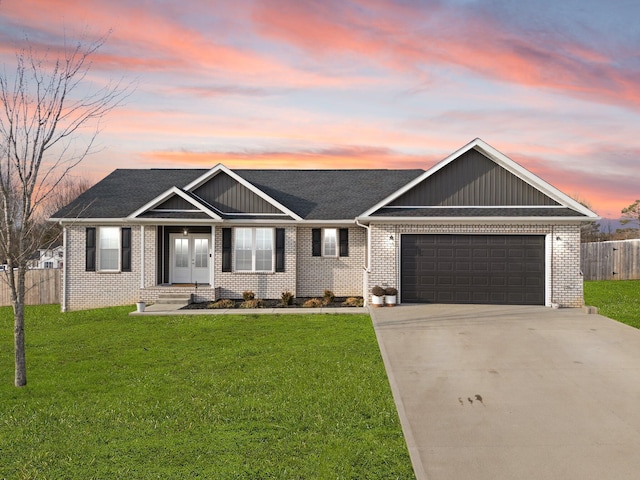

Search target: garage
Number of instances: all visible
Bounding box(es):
[401,234,545,305]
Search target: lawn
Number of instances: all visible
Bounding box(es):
[584,279,640,329]
[0,305,414,479]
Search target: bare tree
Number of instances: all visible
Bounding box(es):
[0,34,129,387]
[621,200,640,238]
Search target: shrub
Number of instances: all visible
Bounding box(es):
[242,290,255,301]
[209,299,236,309]
[384,287,398,296]
[240,298,263,309]
[303,298,323,308]
[280,290,294,306]
[323,289,335,305]
[342,297,364,307]
[371,286,385,297]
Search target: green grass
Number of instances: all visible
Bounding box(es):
[0,305,414,479]
[584,280,640,329]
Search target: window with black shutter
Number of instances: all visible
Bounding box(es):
[121,228,132,272]
[339,228,349,257]
[222,228,232,272]
[86,227,96,271]
[275,228,285,272]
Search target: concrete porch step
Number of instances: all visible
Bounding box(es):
[156,293,192,304]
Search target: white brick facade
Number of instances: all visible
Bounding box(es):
[296,226,365,297]
[367,223,584,308]
[63,221,584,310]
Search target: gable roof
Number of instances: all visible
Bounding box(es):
[359,138,598,221]
[51,167,425,221]
[50,139,598,224]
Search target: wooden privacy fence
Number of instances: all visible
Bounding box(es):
[581,239,640,281]
[0,268,61,306]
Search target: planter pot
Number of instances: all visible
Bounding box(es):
[385,295,397,307]
[371,295,385,307]
[136,301,146,312]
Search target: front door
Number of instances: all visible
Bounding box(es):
[171,234,210,284]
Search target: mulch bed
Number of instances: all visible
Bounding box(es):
[181,297,364,310]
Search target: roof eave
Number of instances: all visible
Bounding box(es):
[356,215,598,224]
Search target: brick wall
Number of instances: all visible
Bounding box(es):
[296,226,366,297]
[64,225,146,310]
[214,225,297,300]
[368,223,584,308]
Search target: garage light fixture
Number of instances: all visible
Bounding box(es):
[555,236,562,241]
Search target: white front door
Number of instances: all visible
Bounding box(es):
[171,234,210,284]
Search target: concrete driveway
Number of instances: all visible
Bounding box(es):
[370,304,640,480]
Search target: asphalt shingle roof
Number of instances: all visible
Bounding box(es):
[52,168,426,220]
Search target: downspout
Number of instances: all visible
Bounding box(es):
[140,225,145,289]
[355,219,371,305]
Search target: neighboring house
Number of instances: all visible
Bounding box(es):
[29,244,64,269]
[50,138,598,311]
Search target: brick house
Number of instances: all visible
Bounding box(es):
[51,138,598,311]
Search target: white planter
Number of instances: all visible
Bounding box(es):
[385,295,397,306]
[371,295,385,307]
[136,301,146,312]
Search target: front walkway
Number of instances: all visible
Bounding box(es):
[130,302,368,315]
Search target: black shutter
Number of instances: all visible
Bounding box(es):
[312,228,321,257]
[86,227,96,271]
[222,228,232,272]
[339,228,349,257]
[275,228,285,272]
[121,228,132,272]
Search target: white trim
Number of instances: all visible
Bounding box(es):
[183,164,303,221]
[359,138,600,220]
[357,216,593,224]
[545,233,553,306]
[128,187,222,220]
[379,205,570,209]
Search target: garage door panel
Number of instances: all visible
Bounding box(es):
[401,234,545,305]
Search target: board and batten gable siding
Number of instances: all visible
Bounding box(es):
[389,149,560,207]
[296,226,365,298]
[193,171,283,214]
[213,225,297,299]
[154,194,196,210]
[63,225,157,310]
[367,223,583,308]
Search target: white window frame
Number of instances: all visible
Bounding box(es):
[234,227,275,272]
[322,228,338,257]
[98,226,121,272]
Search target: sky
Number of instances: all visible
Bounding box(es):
[0,0,638,219]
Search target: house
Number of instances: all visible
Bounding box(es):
[50,138,598,311]
[29,243,64,269]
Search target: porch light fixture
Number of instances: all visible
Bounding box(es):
[183,228,188,236]
[389,235,394,241]
[555,236,562,241]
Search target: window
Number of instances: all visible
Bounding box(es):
[234,227,274,272]
[86,227,132,272]
[312,228,349,257]
[323,228,338,257]
[99,227,120,271]
[44,261,53,269]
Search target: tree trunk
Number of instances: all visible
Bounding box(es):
[13,267,27,387]
[14,304,26,387]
